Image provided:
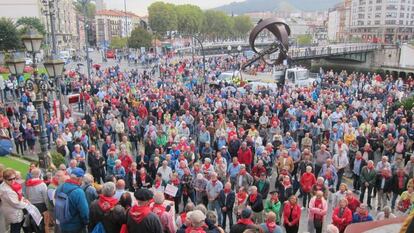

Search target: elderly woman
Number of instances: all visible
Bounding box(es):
[89,182,126,232]
[0,168,28,233]
[332,198,352,233]
[283,195,301,233]
[308,190,328,233]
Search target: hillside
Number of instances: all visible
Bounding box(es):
[214,0,342,14]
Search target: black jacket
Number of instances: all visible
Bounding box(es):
[218,190,235,210]
[126,171,139,192]
[230,223,256,233]
[89,201,126,233]
[137,174,153,189]
[247,193,264,212]
[88,154,105,176]
[127,212,163,233]
[391,174,409,194]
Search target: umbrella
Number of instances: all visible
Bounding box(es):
[0,139,13,156]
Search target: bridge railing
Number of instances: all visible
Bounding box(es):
[290,44,379,58]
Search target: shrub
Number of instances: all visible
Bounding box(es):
[50,151,65,168]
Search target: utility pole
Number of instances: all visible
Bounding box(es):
[49,0,57,54]
[124,0,129,62]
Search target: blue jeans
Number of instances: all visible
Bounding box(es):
[208,200,222,225]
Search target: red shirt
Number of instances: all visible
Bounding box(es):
[237,147,253,166]
[283,202,301,226]
[300,172,316,193]
[251,165,266,178]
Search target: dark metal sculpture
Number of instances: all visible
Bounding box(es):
[242,18,291,70]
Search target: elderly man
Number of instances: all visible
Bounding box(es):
[314,144,331,176]
[89,182,126,232]
[206,172,223,225]
[55,168,89,233]
[113,179,126,200]
[192,173,208,206]
[152,192,176,233]
[237,142,253,171]
[157,160,172,183]
[333,148,349,191]
[247,186,264,223]
[127,189,162,233]
[25,168,48,232]
[359,160,377,209]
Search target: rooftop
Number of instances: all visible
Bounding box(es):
[96,9,140,18]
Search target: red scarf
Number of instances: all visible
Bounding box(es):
[185,227,206,233]
[266,220,277,233]
[283,180,292,188]
[249,193,258,203]
[98,195,118,212]
[224,188,231,194]
[65,178,81,186]
[51,177,59,186]
[172,178,180,186]
[25,178,44,187]
[10,182,23,200]
[237,192,247,203]
[211,180,218,186]
[237,218,254,225]
[180,212,187,224]
[204,163,211,170]
[155,180,161,189]
[152,203,166,217]
[239,170,247,175]
[140,174,146,182]
[398,175,405,189]
[232,162,239,168]
[129,205,151,223]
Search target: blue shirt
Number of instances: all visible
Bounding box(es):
[227,164,241,178]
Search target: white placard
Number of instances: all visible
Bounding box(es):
[25,203,43,226]
[164,184,178,197]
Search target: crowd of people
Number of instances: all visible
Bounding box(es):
[1,53,414,233]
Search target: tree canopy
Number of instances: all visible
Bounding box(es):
[176,4,203,35]
[110,36,127,49]
[128,27,153,49]
[16,17,46,35]
[148,2,178,36]
[0,18,21,51]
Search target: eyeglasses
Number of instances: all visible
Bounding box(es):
[7,177,16,181]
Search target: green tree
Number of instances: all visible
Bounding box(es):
[16,17,46,35]
[0,18,21,51]
[297,34,313,46]
[148,2,177,36]
[74,0,96,19]
[110,36,127,49]
[201,10,233,41]
[176,4,203,35]
[232,15,253,39]
[128,27,153,49]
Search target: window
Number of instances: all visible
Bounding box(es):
[376,6,382,10]
[375,13,382,18]
[375,20,381,25]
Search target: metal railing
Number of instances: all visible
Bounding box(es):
[288,44,379,59]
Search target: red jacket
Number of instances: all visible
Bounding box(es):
[238,147,253,166]
[347,197,360,213]
[332,207,352,232]
[283,202,301,226]
[251,165,267,178]
[300,172,316,193]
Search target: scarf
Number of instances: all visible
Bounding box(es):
[249,193,258,203]
[266,220,277,233]
[224,188,231,194]
[237,218,254,225]
[314,198,323,219]
[65,178,81,186]
[211,180,218,186]
[155,180,161,189]
[185,227,206,233]
[10,182,23,200]
[172,178,180,186]
[398,175,405,189]
[232,162,239,168]
[152,203,166,217]
[51,177,59,186]
[98,194,118,212]
[180,212,187,224]
[25,178,44,187]
[129,205,151,223]
[237,192,247,204]
[204,163,211,170]
[239,170,247,175]
[283,180,292,189]
[140,173,146,182]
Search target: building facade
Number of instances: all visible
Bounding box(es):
[95,10,144,48]
[350,0,414,43]
[328,0,352,42]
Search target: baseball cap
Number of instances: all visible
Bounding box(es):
[71,168,85,178]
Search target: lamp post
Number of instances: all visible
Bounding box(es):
[43,54,65,121]
[81,0,91,80]
[237,45,242,57]
[227,45,232,55]
[7,28,64,170]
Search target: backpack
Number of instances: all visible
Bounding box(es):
[91,222,106,233]
[54,185,78,224]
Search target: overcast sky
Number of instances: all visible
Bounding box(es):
[104,0,244,16]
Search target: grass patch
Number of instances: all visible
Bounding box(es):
[0,156,30,177]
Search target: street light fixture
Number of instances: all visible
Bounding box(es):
[43,54,65,78]
[6,52,25,76]
[227,45,232,54]
[21,27,44,53]
[11,27,51,170]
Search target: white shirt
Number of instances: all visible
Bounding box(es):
[332,153,349,170]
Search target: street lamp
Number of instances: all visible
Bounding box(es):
[13,28,51,170]
[6,52,25,77]
[227,45,232,55]
[237,45,242,57]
